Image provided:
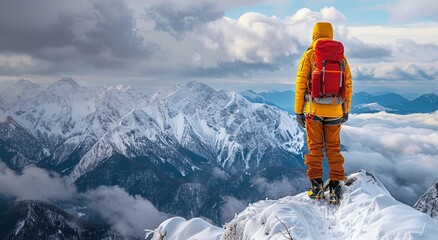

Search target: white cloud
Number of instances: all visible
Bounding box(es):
[212,167,228,179]
[84,186,170,238]
[183,6,350,77]
[348,23,438,45]
[201,13,297,64]
[351,62,438,81]
[220,196,248,223]
[251,176,307,200]
[0,163,76,201]
[383,0,438,23]
[342,112,438,205]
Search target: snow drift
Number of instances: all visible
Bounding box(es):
[147,170,438,240]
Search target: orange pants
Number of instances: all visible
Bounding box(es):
[305,116,345,181]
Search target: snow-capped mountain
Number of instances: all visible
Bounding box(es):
[0,200,123,240]
[0,79,43,111]
[1,79,306,224]
[69,81,304,180]
[145,81,303,171]
[351,102,396,114]
[148,170,438,240]
[414,182,438,220]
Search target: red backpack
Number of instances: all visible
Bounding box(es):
[309,39,346,104]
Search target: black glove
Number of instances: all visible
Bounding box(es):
[342,113,349,123]
[296,114,306,128]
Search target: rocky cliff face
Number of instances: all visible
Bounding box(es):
[414,182,438,220]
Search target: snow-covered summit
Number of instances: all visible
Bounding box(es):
[148,170,438,240]
[414,182,438,220]
[351,102,395,114]
[0,78,43,111]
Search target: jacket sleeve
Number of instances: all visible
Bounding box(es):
[344,58,353,113]
[294,50,312,114]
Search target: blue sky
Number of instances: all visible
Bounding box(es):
[0,0,437,96]
[226,0,389,24]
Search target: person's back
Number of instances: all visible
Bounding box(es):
[294,22,353,204]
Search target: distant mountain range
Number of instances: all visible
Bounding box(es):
[0,79,306,237]
[241,90,438,114]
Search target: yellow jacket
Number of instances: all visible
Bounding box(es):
[294,22,352,118]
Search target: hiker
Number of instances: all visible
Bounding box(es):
[294,22,353,204]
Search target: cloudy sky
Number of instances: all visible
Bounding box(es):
[0,0,438,95]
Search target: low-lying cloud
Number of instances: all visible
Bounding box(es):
[342,111,438,205]
[251,176,308,200]
[84,186,170,238]
[220,196,248,223]
[0,163,169,238]
[0,163,76,201]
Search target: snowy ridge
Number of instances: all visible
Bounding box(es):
[148,170,438,240]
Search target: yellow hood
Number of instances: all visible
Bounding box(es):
[312,22,333,41]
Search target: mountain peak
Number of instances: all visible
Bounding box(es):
[422,93,438,102]
[165,81,217,105]
[13,78,37,87]
[182,81,215,93]
[55,77,80,87]
[45,77,83,95]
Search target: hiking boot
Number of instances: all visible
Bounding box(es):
[328,180,342,205]
[308,178,324,199]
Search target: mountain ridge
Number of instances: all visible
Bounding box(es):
[148,170,438,240]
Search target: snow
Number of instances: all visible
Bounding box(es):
[172,112,186,142]
[148,170,438,240]
[150,217,223,240]
[14,220,25,236]
[69,139,115,182]
[352,102,395,113]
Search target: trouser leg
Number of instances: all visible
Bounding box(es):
[324,122,345,181]
[305,117,324,179]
